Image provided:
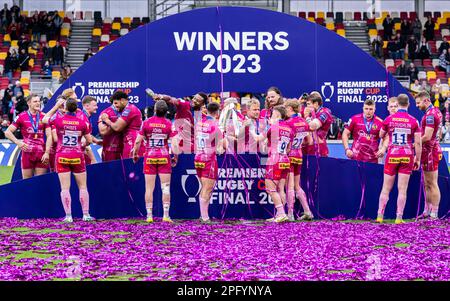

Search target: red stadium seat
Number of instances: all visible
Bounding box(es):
[326,12,334,18]
[423,59,432,67]
[354,12,361,20]
[409,11,417,20]
[437,71,446,78]
[335,23,344,29]
[298,12,306,18]
[387,66,396,73]
[433,12,441,19]
[366,18,375,24]
[400,12,408,20]
[308,12,315,19]
[428,78,436,85]
[394,59,403,67]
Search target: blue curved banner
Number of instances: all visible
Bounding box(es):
[47,7,419,136]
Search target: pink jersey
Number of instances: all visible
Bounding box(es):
[49,111,65,154]
[259,108,272,134]
[120,103,142,137]
[267,120,293,164]
[345,113,383,162]
[173,99,206,153]
[140,116,173,158]
[421,105,442,151]
[98,106,123,153]
[53,112,89,154]
[382,109,421,156]
[313,106,333,141]
[194,116,223,162]
[286,114,309,158]
[12,110,47,153]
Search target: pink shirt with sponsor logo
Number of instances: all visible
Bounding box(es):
[12,110,47,153]
[139,116,173,158]
[345,113,383,162]
[194,116,223,162]
[53,112,89,154]
[49,111,65,154]
[382,109,421,157]
[313,106,333,141]
[266,120,293,165]
[98,106,123,153]
[285,114,309,159]
[421,105,442,151]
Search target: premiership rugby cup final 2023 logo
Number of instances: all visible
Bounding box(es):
[321,82,335,102]
[72,82,86,99]
[181,169,201,203]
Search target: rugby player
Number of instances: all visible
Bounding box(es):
[80,96,99,164]
[44,97,93,222]
[5,94,51,178]
[260,87,284,133]
[342,99,385,163]
[285,100,313,221]
[132,100,176,223]
[415,91,443,220]
[376,94,422,224]
[388,97,399,115]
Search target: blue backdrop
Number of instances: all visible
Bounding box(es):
[47,6,419,136]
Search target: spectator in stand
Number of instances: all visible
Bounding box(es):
[431,79,443,96]
[4,51,18,83]
[387,35,397,59]
[406,35,418,60]
[411,79,421,92]
[438,49,450,73]
[424,16,435,41]
[419,80,431,93]
[7,19,20,40]
[0,116,10,139]
[14,91,27,115]
[43,15,55,40]
[10,1,19,15]
[394,32,405,59]
[1,85,13,116]
[442,121,450,142]
[400,19,411,43]
[0,116,5,139]
[13,80,24,96]
[83,48,94,62]
[418,37,431,59]
[438,37,449,54]
[60,64,73,83]
[42,60,52,77]
[0,3,11,30]
[30,11,41,42]
[18,48,29,71]
[407,63,418,83]
[18,33,29,53]
[52,41,64,66]
[396,60,408,76]
[382,15,394,40]
[371,35,383,59]
[42,42,52,65]
[442,100,450,125]
[412,16,422,42]
[53,11,63,40]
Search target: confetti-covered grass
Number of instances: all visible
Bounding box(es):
[0,218,448,281]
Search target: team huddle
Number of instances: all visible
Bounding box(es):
[4,86,443,224]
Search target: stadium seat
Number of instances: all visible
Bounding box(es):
[391,12,399,18]
[336,29,346,37]
[123,17,131,25]
[75,11,83,20]
[385,59,394,67]
[3,34,10,42]
[307,17,315,23]
[400,12,408,20]
[27,48,37,56]
[387,66,396,73]
[344,12,353,21]
[94,11,102,20]
[60,28,70,37]
[142,17,150,23]
[0,52,6,60]
[57,11,64,18]
[426,71,436,80]
[85,11,93,20]
[375,17,383,25]
[354,12,362,21]
[100,34,110,42]
[61,22,71,30]
[28,58,34,68]
[20,10,28,17]
[423,59,432,67]
[432,59,440,68]
[92,28,101,36]
[434,11,441,19]
[368,29,378,37]
[21,71,31,79]
[394,59,403,67]
[298,12,306,19]
[382,11,389,18]
[48,40,57,48]
[52,71,61,79]
[112,22,121,31]
[335,12,343,22]
[120,28,129,36]
[104,17,112,24]
[307,12,315,19]
[326,23,335,31]
[394,22,401,30]
[20,77,29,85]
[383,40,388,48]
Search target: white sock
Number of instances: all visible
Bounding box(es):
[163,203,170,218]
[146,207,152,218]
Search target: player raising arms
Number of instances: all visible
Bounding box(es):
[132,100,176,223]
[415,91,443,220]
[264,105,293,223]
[303,92,333,157]
[376,94,422,224]
[342,99,385,163]
[284,100,313,221]
[5,94,52,178]
[43,97,93,222]
[100,91,144,159]
[194,102,226,223]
